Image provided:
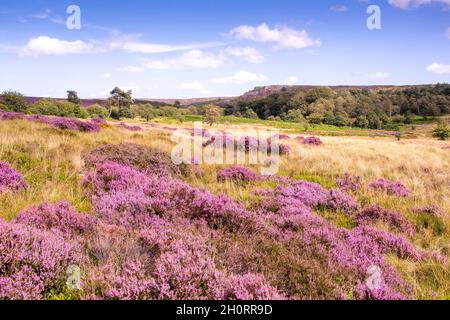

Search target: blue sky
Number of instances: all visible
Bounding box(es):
[0,0,449,99]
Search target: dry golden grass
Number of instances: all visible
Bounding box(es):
[0,118,449,299]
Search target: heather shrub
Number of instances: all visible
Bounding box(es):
[326,189,360,214]
[356,205,415,235]
[278,144,291,155]
[217,166,258,183]
[82,223,158,300]
[336,173,361,192]
[369,179,411,197]
[83,143,190,177]
[13,201,95,237]
[0,220,81,299]
[118,123,142,131]
[302,136,323,145]
[0,110,100,132]
[0,161,28,194]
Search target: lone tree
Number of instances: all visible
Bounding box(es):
[67,90,81,104]
[0,90,27,112]
[108,87,134,119]
[205,107,222,127]
[433,119,450,141]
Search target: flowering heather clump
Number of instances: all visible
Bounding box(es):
[0,220,81,299]
[272,134,290,140]
[0,161,28,194]
[118,123,143,131]
[412,205,444,217]
[217,166,259,183]
[83,143,190,177]
[0,110,101,132]
[0,110,26,120]
[327,189,360,214]
[369,179,411,197]
[302,136,323,145]
[13,201,95,237]
[336,173,361,192]
[356,205,415,235]
[91,117,107,124]
[278,144,291,155]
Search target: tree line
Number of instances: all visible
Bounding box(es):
[221,84,450,129]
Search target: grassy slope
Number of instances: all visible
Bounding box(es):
[0,118,449,299]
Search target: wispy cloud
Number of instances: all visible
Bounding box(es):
[284,76,300,85]
[330,5,349,12]
[388,0,450,9]
[19,35,225,57]
[229,23,321,49]
[142,50,226,70]
[121,41,224,54]
[213,71,268,84]
[31,9,52,19]
[426,63,450,74]
[20,36,99,56]
[118,66,145,73]
[179,81,212,95]
[224,46,265,63]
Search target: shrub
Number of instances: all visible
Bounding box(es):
[83,143,190,177]
[86,104,109,119]
[0,161,28,194]
[302,136,323,145]
[0,91,27,113]
[217,166,258,183]
[369,179,411,197]
[336,173,361,192]
[356,205,415,235]
[433,121,449,141]
[28,99,89,119]
[0,221,81,299]
[118,123,142,131]
[13,202,95,237]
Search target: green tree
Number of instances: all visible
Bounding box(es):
[0,91,27,112]
[108,87,133,119]
[285,109,305,122]
[67,90,81,104]
[242,108,259,119]
[86,104,109,118]
[433,120,450,140]
[205,107,222,126]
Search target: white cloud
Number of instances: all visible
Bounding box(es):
[19,35,225,57]
[118,66,145,73]
[229,23,321,49]
[365,72,390,79]
[179,82,212,95]
[330,5,349,12]
[213,71,268,84]
[225,46,264,63]
[100,73,112,79]
[20,36,97,56]
[32,9,52,19]
[284,76,300,85]
[143,50,226,70]
[121,41,223,54]
[388,0,450,9]
[426,63,450,74]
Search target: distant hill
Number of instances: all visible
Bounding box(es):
[23,96,232,107]
[22,84,433,107]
